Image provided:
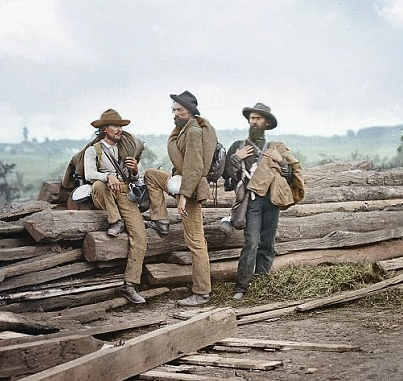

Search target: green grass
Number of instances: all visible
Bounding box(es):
[209,263,399,308]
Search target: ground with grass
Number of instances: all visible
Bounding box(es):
[94,264,403,380]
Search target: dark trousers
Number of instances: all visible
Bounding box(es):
[234,193,280,293]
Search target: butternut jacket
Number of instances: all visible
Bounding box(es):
[167,116,217,203]
[225,140,304,209]
[62,131,144,189]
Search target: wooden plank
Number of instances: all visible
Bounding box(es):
[0,262,96,292]
[0,200,55,221]
[378,257,403,271]
[0,316,167,348]
[218,338,361,352]
[139,370,240,381]
[18,308,237,381]
[296,272,403,312]
[177,354,282,370]
[0,331,31,340]
[237,306,299,325]
[0,244,58,261]
[0,335,103,378]
[234,300,309,318]
[24,210,110,242]
[0,248,83,282]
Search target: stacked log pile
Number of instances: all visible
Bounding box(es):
[1,163,403,323]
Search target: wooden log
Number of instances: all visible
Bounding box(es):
[24,210,110,242]
[378,257,403,271]
[0,248,83,282]
[37,181,70,203]
[0,236,35,249]
[0,200,55,221]
[0,262,97,292]
[168,248,240,265]
[301,186,403,205]
[18,308,237,381]
[83,224,244,261]
[303,168,403,188]
[0,286,121,313]
[287,198,403,216]
[0,335,103,379]
[277,228,403,254]
[0,316,167,348]
[278,210,403,242]
[0,244,60,261]
[177,354,282,371]
[146,239,403,286]
[0,311,60,334]
[218,338,361,352]
[0,280,123,302]
[0,221,25,236]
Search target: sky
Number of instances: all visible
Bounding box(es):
[1,0,403,143]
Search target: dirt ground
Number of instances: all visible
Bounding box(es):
[100,293,403,381]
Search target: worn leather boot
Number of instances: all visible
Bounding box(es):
[145,220,170,235]
[107,219,125,237]
[177,293,210,307]
[121,282,146,304]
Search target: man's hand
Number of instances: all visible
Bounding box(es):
[235,145,254,160]
[263,148,283,163]
[107,174,122,193]
[125,157,138,174]
[177,194,188,218]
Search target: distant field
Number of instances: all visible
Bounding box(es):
[1,126,402,201]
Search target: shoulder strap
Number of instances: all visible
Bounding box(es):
[94,142,102,170]
[100,143,129,183]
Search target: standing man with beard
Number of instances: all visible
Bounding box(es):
[144,91,217,306]
[224,103,304,300]
[84,109,147,304]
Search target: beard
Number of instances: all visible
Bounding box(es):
[248,126,265,142]
[174,117,189,128]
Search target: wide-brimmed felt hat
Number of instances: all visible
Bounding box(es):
[242,103,277,129]
[91,109,130,128]
[170,91,200,115]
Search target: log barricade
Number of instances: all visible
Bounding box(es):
[0,165,403,329]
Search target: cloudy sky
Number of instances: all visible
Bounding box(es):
[1,0,403,143]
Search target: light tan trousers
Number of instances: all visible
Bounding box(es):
[91,181,146,284]
[144,169,211,295]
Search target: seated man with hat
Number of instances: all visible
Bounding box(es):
[83,109,147,304]
[224,103,304,301]
[144,91,218,307]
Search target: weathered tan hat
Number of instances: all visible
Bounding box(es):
[91,109,130,128]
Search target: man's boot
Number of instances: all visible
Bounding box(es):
[108,219,125,237]
[145,220,169,235]
[121,281,146,304]
[177,293,210,307]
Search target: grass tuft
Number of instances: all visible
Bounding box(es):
[210,263,396,307]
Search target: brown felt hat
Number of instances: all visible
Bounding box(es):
[242,103,277,129]
[91,109,130,128]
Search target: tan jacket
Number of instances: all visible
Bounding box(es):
[247,141,305,209]
[62,131,144,189]
[167,116,217,203]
